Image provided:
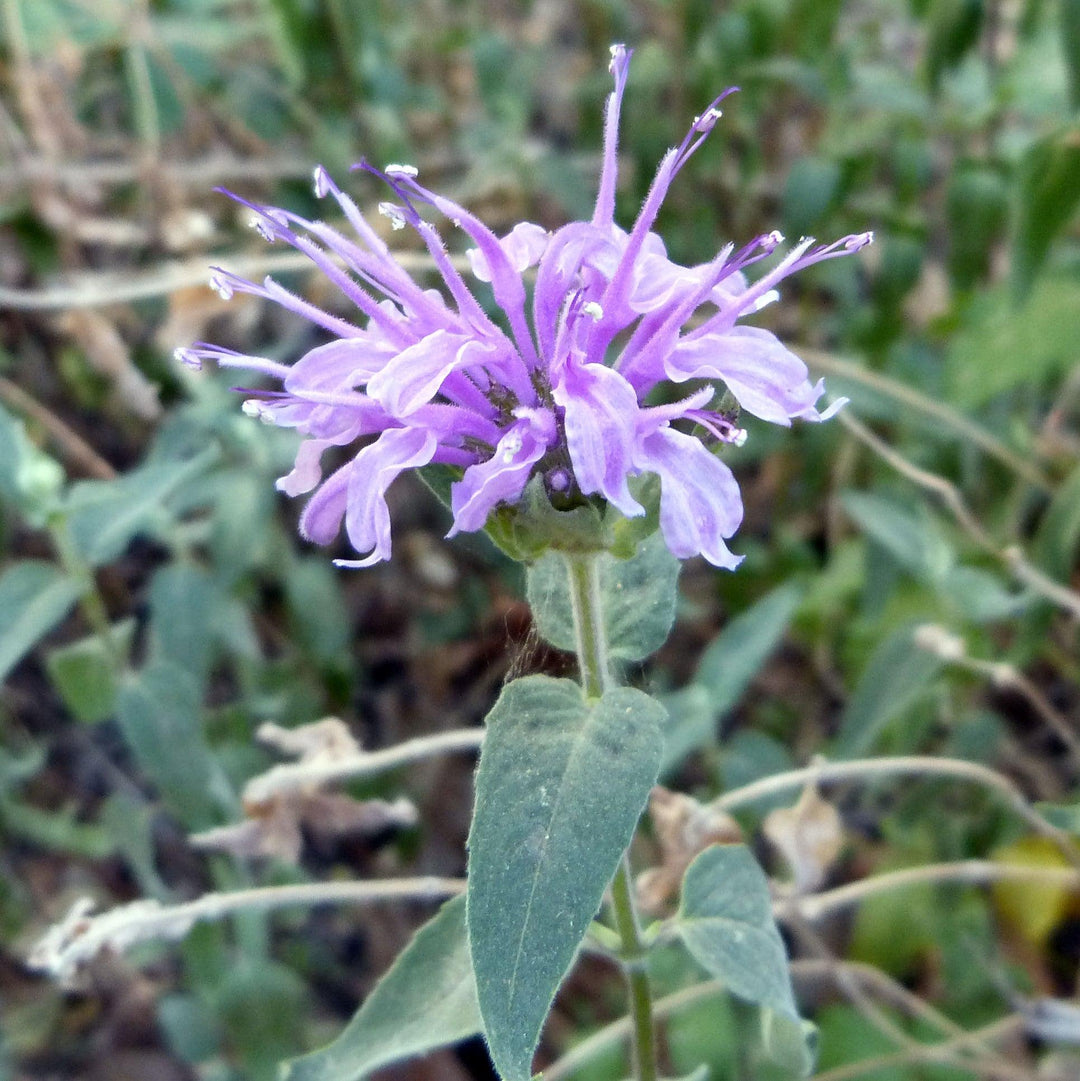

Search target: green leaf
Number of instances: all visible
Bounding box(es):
[0,793,115,858]
[485,476,610,563]
[925,0,983,93]
[946,277,1080,407]
[939,566,1029,622]
[115,661,233,829]
[214,958,306,1080]
[782,156,841,238]
[284,895,481,1081]
[0,404,64,523]
[691,583,803,721]
[0,561,82,683]
[832,626,943,759]
[468,675,664,1081]
[660,583,803,775]
[65,446,217,566]
[147,564,219,684]
[1063,0,1080,108]
[1034,798,1080,834]
[45,619,134,723]
[659,684,715,776]
[284,557,351,664]
[1033,462,1080,584]
[676,846,812,1076]
[676,846,797,1017]
[841,491,953,583]
[946,165,1007,291]
[527,537,680,663]
[1013,126,1080,300]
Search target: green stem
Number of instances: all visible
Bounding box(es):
[564,552,658,1081]
[611,856,659,1081]
[49,521,123,670]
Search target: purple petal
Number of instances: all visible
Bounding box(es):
[449,409,557,534]
[277,438,336,496]
[284,336,397,395]
[299,460,352,544]
[554,360,643,518]
[533,222,620,357]
[634,427,744,569]
[592,43,633,226]
[666,325,823,425]
[468,222,550,282]
[339,427,439,566]
[366,330,496,416]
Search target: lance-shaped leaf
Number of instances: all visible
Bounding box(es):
[0,561,83,684]
[468,675,664,1081]
[675,845,814,1077]
[526,534,680,663]
[284,895,480,1081]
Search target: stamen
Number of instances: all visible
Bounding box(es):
[385,163,419,178]
[209,272,233,300]
[378,202,407,230]
[241,399,277,425]
[173,347,203,371]
[761,230,784,252]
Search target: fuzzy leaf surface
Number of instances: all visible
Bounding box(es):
[527,535,680,663]
[676,845,814,1076]
[468,675,664,1080]
[284,895,480,1081]
[0,561,82,683]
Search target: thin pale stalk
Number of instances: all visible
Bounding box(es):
[563,552,657,1081]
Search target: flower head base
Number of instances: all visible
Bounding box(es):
[179,45,869,570]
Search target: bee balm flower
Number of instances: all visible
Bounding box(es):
[178,45,869,569]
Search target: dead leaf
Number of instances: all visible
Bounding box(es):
[763,783,844,893]
[636,787,743,916]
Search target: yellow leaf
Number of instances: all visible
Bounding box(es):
[991,837,1074,949]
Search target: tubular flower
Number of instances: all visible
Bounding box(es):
[177,45,870,569]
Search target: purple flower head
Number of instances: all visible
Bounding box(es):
[178,44,870,570]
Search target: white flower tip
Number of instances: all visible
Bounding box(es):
[608,43,628,72]
[846,230,874,250]
[730,428,748,448]
[173,347,202,371]
[762,230,784,251]
[384,163,418,178]
[817,396,849,421]
[241,400,276,425]
[208,272,233,301]
[378,202,407,230]
[312,165,331,198]
[747,288,780,313]
[694,107,724,133]
[245,209,283,243]
[582,300,604,321]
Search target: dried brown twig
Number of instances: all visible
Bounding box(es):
[0,375,116,479]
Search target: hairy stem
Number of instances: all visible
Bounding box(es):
[564,552,657,1081]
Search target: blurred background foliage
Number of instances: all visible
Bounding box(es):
[1,0,1080,1079]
